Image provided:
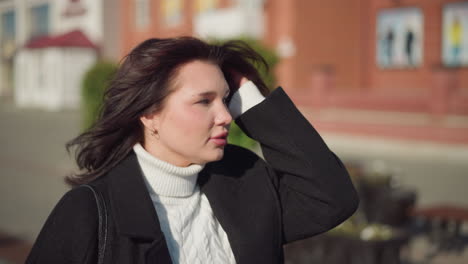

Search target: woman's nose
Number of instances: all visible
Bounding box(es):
[216,104,233,125]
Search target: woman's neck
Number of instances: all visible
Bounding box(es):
[141,139,193,167]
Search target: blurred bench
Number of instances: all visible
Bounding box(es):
[412,204,468,257]
[284,231,409,264]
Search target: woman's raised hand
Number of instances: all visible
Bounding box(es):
[227,69,250,92]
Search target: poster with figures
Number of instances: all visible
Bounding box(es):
[442,2,468,67]
[376,8,423,69]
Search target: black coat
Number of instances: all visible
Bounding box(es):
[26,87,359,264]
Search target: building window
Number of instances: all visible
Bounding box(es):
[1,10,15,40]
[196,0,218,14]
[1,9,16,58]
[135,0,150,28]
[30,4,50,38]
[1,10,16,96]
[162,0,183,26]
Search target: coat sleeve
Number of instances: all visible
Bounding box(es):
[26,187,99,264]
[235,87,359,244]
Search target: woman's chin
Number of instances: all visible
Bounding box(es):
[192,147,226,165]
[206,149,225,163]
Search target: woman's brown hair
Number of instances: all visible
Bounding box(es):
[66,37,270,186]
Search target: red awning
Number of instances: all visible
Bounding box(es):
[25,30,98,49]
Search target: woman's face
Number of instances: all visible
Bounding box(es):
[141,60,232,167]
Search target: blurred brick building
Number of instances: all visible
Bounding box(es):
[0,0,121,109]
[118,0,468,145]
[3,0,466,143]
[277,0,468,115]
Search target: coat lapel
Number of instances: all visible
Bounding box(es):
[106,152,172,263]
[199,145,282,264]
[198,145,255,264]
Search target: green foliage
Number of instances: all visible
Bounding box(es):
[227,122,258,150]
[81,61,118,129]
[211,37,279,150]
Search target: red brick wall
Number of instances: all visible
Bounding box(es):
[264,0,298,91]
[266,0,468,95]
[295,0,363,92]
[264,0,366,92]
[119,0,468,99]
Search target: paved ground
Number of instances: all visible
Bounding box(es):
[1,100,467,263]
[321,133,468,207]
[0,102,80,243]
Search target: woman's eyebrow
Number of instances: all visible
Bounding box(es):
[196,89,230,97]
[196,91,216,97]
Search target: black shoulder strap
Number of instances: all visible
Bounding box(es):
[81,184,108,264]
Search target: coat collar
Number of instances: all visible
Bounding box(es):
[105,152,163,240]
[198,145,256,264]
[103,149,245,239]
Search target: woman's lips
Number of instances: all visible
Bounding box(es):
[210,138,227,146]
[210,132,228,146]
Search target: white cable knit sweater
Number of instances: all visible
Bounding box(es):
[134,143,236,264]
[133,81,265,264]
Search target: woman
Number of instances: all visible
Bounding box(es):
[26,37,359,264]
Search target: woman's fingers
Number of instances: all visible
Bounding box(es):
[227,69,249,89]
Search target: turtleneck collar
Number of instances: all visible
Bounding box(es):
[133,143,205,197]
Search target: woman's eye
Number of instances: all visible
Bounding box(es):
[223,97,229,105]
[198,99,210,105]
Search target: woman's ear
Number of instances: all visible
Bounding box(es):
[140,113,159,131]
